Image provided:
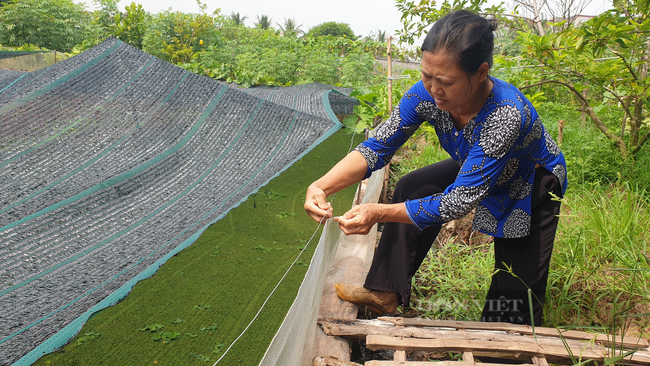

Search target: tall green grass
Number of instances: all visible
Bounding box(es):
[547,183,650,334]
[411,240,493,320]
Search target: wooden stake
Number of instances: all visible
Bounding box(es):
[394,350,406,362]
[381,37,393,204]
[462,352,475,363]
[557,119,564,145]
[387,36,393,113]
[381,162,390,203]
[532,356,549,366]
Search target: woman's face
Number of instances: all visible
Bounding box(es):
[420,51,487,114]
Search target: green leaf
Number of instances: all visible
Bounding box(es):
[139,323,164,332]
[199,324,219,333]
[604,350,636,365]
[212,343,225,354]
[152,331,181,343]
[592,104,606,114]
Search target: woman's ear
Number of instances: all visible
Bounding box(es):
[477,62,490,83]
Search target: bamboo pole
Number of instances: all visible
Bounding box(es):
[382,36,393,203]
[387,36,393,112]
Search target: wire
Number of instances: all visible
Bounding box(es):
[214,123,358,365]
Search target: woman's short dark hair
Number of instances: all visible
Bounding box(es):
[421,10,498,74]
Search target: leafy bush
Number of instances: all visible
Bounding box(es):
[111,2,148,49]
[0,0,91,52]
[182,27,382,87]
[306,21,356,39]
[142,6,220,64]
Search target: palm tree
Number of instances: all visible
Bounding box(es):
[277,17,304,37]
[254,14,272,30]
[229,12,248,26]
[376,29,387,43]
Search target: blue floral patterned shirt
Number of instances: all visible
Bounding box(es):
[355,77,567,238]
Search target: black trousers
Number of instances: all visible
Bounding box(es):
[364,158,562,325]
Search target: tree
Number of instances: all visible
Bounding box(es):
[93,0,119,30]
[394,0,575,43]
[515,0,650,157]
[142,2,220,64]
[505,0,593,35]
[111,2,147,48]
[277,17,304,37]
[306,21,356,39]
[229,11,247,26]
[376,29,387,43]
[254,14,272,30]
[73,0,119,50]
[0,0,91,52]
[395,0,505,45]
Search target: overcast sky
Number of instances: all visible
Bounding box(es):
[74,0,613,40]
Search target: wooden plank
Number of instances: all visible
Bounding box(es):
[394,350,406,362]
[321,320,603,351]
[462,351,475,363]
[365,362,535,366]
[378,317,649,349]
[366,335,650,366]
[532,356,549,366]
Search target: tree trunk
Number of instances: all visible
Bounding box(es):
[632,36,650,149]
[621,96,630,140]
[631,97,644,148]
[581,85,587,126]
[532,0,546,36]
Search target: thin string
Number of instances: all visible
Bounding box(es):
[212,215,327,365]
[214,125,358,365]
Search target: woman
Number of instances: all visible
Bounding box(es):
[304,10,566,326]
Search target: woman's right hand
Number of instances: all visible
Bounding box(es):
[303,150,368,223]
[304,183,333,223]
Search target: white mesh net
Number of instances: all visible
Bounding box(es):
[259,167,384,366]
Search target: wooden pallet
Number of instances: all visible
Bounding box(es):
[318,318,650,366]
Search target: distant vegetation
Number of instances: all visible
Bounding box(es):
[0,0,404,87]
[307,21,357,39]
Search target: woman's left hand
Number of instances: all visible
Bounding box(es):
[334,203,412,235]
[334,204,381,235]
